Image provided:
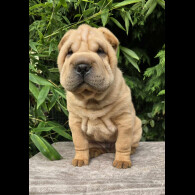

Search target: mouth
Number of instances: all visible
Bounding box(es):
[65,72,109,93]
[72,81,95,94]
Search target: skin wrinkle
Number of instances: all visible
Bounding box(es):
[57,24,142,168]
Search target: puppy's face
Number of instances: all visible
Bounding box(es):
[57,24,119,94]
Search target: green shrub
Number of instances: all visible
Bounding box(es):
[29,0,165,159]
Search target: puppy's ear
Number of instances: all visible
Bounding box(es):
[98,27,119,52]
[58,30,74,51]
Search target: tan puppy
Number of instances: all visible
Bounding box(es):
[57,24,142,169]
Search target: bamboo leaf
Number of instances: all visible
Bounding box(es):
[126,11,134,26]
[47,121,72,140]
[48,95,57,111]
[141,120,148,125]
[157,89,165,96]
[145,1,157,19]
[83,7,95,16]
[116,46,120,59]
[48,68,59,72]
[29,73,53,86]
[112,0,141,9]
[52,127,72,140]
[49,42,53,56]
[157,0,165,9]
[54,88,66,99]
[30,134,62,160]
[29,3,45,11]
[120,46,140,60]
[57,101,69,116]
[32,126,56,133]
[110,17,126,31]
[123,52,140,72]
[62,15,70,24]
[150,120,155,127]
[74,14,81,19]
[29,81,39,99]
[124,12,130,35]
[101,9,109,26]
[142,0,154,11]
[29,41,38,53]
[143,125,148,133]
[37,86,50,109]
[60,0,67,8]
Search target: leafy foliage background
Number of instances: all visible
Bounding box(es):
[29,0,165,159]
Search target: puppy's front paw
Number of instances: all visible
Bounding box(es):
[113,160,132,169]
[72,159,89,167]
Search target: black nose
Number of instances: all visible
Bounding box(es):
[75,64,91,76]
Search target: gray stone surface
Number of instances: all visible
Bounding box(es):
[29,142,165,195]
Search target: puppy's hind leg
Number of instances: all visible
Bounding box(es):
[89,142,115,159]
[131,116,142,155]
[89,142,106,159]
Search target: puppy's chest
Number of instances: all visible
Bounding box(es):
[81,117,117,141]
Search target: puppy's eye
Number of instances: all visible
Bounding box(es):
[96,48,105,55]
[67,49,73,56]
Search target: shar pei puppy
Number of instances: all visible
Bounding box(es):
[57,24,142,169]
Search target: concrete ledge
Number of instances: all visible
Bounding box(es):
[29,142,165,195]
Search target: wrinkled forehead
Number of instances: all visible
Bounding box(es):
[68,26,107,51]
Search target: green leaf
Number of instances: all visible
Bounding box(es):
[83,7,95,16]
[110,17,126,31]
[37,30,44,42]
[49,42,54,56]
[48,68,59,72]
[150,120,155,127]
[47,121,72,140]
[101,9,109,26]
[38,121,46,128]
[143,125,148,133]
[141,119,148,125]
[52,88,68,116]
[123,52,140,72]
[62,15,70,24]
[29,73,53,86]
[142,0,154,12]
[124,12,130,35]
[58,101,69,116]
[30,134,62,160]
[47,121,64,129]
[54,88,66,99]
[74,14,81,19]
[147,113,152,118]
[48,95,57,111]
[29,81,39,99]
[81,0,94,3]
[120,46,140,60]
[29,3,45,11]
[145,1,157,19]
[157,0,165,9]
[96,0,105,7]
[116,46,120,59]
[157,89,165,96]
[52,127,72,140]
[60,0,67,8]
[29,64,37,72]
[37,86,50,109]
[29,41,38,53]
[126,11,134,26]
[32,126,56,133]
[112,0,141,9]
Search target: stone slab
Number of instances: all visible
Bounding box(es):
[29,142,165,195]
